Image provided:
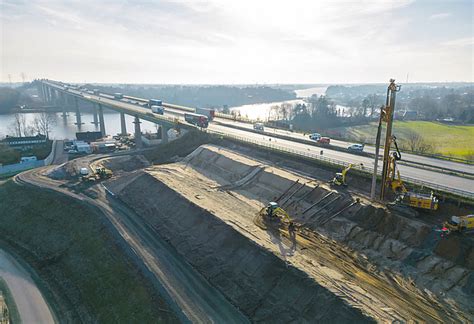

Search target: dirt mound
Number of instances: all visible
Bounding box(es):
[109,144,472,321]
[111,172,371,323]
[101,155,150,172]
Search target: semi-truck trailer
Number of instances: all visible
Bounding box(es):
[149,99,162,107]
[195,107,215,121]
[184,113,209,128]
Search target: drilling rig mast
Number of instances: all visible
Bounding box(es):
[370,79,401,200]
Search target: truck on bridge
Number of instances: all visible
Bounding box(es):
[196,107,215,121]
[184,112,209,128]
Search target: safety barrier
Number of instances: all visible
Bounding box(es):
[206,129,474,200]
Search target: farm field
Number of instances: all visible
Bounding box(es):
[332,121,474,160]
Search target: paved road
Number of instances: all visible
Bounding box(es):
[213,118,474,174]
[43,81,474,195]
[208,123,474,195]
[0,249,56,324]
[15,159,249,323]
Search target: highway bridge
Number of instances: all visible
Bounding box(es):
[37,80,474,199]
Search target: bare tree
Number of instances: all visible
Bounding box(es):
[33,112,56,139]
[11,113,27,137]
[269,105,280,120]
[402,130,432,153]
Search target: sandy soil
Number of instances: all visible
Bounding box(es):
[110,144,472,322]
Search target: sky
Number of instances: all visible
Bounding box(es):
[1,0,473,84]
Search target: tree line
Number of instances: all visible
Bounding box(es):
[87,84,296,108]
[326,84,473,123]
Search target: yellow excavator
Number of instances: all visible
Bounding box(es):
[331,164,354,186]
[386,137,438,211]
[264,202,291,222]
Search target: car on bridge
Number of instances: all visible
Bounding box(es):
[309,133,321,141]
[348,144,364,152]
[317,137,331,145]
[253,123,264,132]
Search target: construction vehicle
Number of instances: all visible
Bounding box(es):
[385,136,439,210]
[255,201,292,230]
[95,167,112,179]
[264,202,291,222]
[81,167,112,182]
[443,215,474,233]
[331,164,354,186]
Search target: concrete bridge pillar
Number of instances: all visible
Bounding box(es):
[161,125,169,144]
[43,85,48,103]
[52,89,57,105]
[133,116,142,148]
[74,97,83,127]
[47,86,52,103]
[120,112,127,136]
[60,92,67,117]
[92,104,99,126]
[38,84,45,102]
[98,104,106,136]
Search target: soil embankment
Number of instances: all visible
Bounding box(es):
[109,144,473,322]
[0,180,179,323]
[111,172,372,322]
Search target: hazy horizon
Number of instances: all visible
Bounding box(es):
[1,0,473,84]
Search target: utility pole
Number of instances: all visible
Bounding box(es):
[370,79,401,200]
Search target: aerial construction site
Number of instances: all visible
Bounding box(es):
[2,79,470,323]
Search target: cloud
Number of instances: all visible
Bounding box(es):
[441,37,474,47]
[1,0,472,83]
[430,12,452,20]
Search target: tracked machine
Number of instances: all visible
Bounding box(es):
[370,79,439,212]
[443,214,474,234]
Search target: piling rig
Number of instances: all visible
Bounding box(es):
[371,79,438,211]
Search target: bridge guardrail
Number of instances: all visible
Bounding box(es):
[206,129,474,200]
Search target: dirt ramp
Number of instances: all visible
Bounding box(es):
[115,172,372,323]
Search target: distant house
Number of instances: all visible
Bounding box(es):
[2,134,46,149]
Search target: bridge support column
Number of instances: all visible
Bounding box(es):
[74,97,83,127]
[39,84,45,102]
[98,104,106,137]
[43,85,48,102]
[161,125,169,144]
[133,116,142,148]
[47,86,52,103]
[120,112,127,136]
[92,104,99,126]
[52,89,57,105]
[60,92,67,117]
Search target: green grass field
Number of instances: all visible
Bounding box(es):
[333,121,474,160]
[0,181,178,322]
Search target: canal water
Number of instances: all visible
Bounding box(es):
[229,86,328,121]
[0,87,328,140]
[0,109,160,140]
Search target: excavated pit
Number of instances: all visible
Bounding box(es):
[106,145,473,322]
